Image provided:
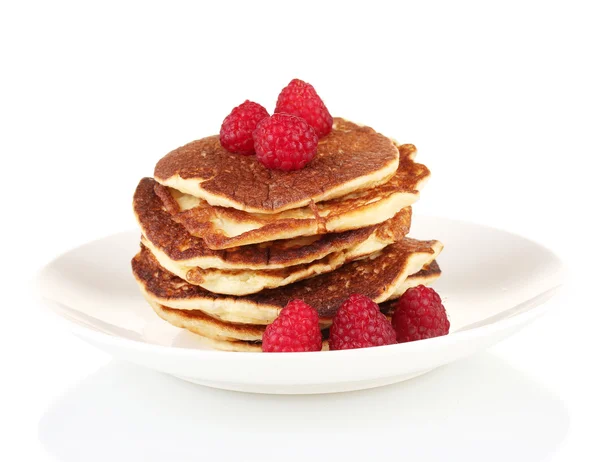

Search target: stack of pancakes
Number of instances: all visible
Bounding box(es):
[132,119,443,351]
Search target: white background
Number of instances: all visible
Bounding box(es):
[1,1,599,460]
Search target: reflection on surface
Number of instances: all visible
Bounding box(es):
[39,353,568,461]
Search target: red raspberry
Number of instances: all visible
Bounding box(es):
[392,285,450,343]
[262,299,322,352]
[220,100,269,155]
[253,113,318,171]
[275,79,333,137]
[329,294,396,350]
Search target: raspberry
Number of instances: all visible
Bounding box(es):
[262,299,322,352]
[329,294,396,350]
[275,79,333,138]
[253,113,318,171]
[392,285,450,343]
[220,100,269,155]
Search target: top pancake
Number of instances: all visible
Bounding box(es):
[156,144,428,249]
[154,118,399,214]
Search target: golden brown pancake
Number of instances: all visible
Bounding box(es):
[140,237,350,296]
[147,265,441,348]
[134,176,412,270]
[154,118,400,214]
[131,238,443,323]
[156,144,428,249]
[141,232,405,296]
[150,300,266,342]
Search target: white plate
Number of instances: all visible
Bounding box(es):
[37,216,564,394]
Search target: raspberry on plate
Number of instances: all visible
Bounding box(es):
[253,113,318,171]
[275,79,333,138]
[219,100,269,155]
[329,293,397,350]
[262,299,322,352]
[392,285,450,343]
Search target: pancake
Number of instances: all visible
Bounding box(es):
[156,144,429,249]
[185,336,262,352]
[132,238,443,325]
[134,176,412,270]
[151,323,330,353]
[154,118,400,214]
[147,265,441,347]
[141,218,406,295]
[149,299,265,342]
[140,236,341,295]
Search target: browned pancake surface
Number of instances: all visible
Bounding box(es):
[134,177,411,268]
[154,119,399,213]
[157,262,439,332]
[149,262,440,349]
[157,144,427,249]
[132,239,441,318]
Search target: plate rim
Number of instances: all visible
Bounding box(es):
[38,286,562,361]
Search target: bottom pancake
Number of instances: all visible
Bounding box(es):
[149,300,332,352]
[146,262,440,350]
[173,330,262,352]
